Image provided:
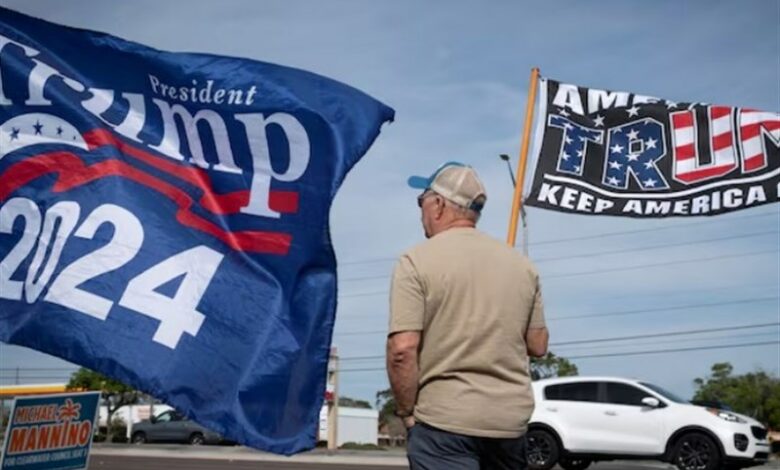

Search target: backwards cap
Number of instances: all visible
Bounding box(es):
[407,161,487,212]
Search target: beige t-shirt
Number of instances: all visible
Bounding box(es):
[389,227,545,438]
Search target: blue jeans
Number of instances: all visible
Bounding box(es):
[407,422,528,470]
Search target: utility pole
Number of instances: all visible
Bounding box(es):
[326,347,339,451]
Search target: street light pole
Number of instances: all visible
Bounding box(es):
[499,154,516,187]
[498,154,529,256]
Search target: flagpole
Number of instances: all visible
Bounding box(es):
[506,67,540,248]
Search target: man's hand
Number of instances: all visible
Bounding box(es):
[403,415,416,429]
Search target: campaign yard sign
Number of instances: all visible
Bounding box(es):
[0,392,100,470]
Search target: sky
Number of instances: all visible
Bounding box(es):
[0,0,778,407]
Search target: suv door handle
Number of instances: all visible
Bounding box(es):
[546,407,558,412]
[604,411,617,416]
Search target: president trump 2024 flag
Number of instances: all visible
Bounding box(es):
[0,7,393,454]
[524,78,779,217]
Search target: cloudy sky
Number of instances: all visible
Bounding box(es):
[1,0,778,406]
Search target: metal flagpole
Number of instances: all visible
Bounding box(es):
[506,67,540,251]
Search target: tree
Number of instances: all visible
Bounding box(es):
[338,396,372,409]
[530,352,579,381]
[375,388,406,444]
[693,362,780,429]
[67,368,140,442]
[375,388,396,427]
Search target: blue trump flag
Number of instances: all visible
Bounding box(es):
[0,7,393,454]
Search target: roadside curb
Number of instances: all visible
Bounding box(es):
[90,445,409,466]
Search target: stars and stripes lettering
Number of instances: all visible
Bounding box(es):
[604,118,668,190]
[671,106,738,183]
[738,110,780,173]
[548,114,603,176]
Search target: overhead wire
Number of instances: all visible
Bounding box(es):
[337,210,778,267]
[338,247,779,293]
[336,341,779,373]
[336,322,780,362]
[335,295,779,334]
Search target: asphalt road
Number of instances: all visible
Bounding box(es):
[86,454,779,470]
[88,455,403,470]
[87,456,671,470]
[83,444,779,470]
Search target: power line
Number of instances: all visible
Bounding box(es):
[566,341,778,360]
[549,296,779,321]
[533,230,777,263]
[9,328,776,378]
[335,341,779,372]
[528,212,778,247]
[338,247,779,289]
[337,211,779,267]
[334,332,780,364]
[335,296,779,334]
[550,322,779,346]
[553,331,779,352]
[337,320,780,361]
[340,231,779,283]
[544,248,778,280]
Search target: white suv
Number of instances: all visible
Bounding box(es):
[527,377,771,470]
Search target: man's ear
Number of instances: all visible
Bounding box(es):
[434,196,446,218]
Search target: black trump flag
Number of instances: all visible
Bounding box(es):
[523,79,779,217]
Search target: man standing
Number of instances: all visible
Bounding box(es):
[386,162,549,470]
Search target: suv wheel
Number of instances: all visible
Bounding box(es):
[559,457,591,470]
[526,429,560,470]
[672,432,721,470]
[131,432,146,444]
[189,433,205,445]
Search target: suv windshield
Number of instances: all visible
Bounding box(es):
[639,382,688,404]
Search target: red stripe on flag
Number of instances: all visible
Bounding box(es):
[744,154,766,172]
[200,190,299,215]
[711,132,733,151]
[0,152,291,255]
[83,129,299,215]
[676,164,735,183]
[672,111,694,129]
[710,106,731,120]
[740,121,780,141]
[675,143,696,161]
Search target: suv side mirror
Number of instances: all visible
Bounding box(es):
[642,397,660,408]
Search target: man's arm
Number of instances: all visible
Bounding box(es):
[526,270,548,357]
[386,330,420,424]
[526,327,549,357]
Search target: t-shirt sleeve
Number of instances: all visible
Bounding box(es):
[389,254,425,334]
[528,273,546,329]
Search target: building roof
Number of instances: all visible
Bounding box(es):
[0,383,73,398]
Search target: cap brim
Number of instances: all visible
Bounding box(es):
[407,175,431,190]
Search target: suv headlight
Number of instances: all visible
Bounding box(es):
[707,408,746,423]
